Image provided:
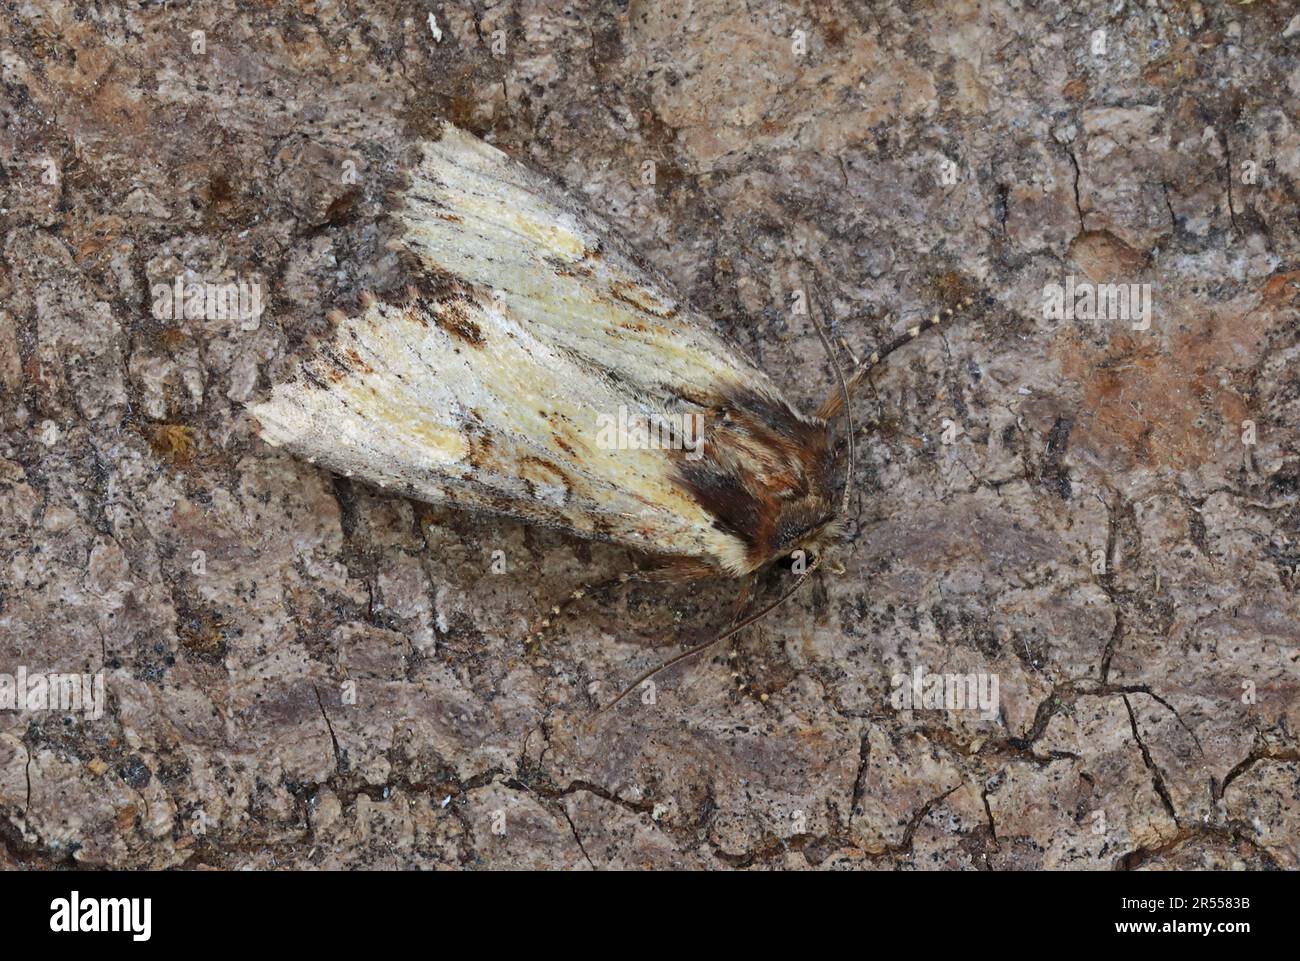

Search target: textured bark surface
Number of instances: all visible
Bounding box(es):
[1,0,1297,869]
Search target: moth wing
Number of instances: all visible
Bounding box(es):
[252,284,748,568]
[399,124,783,406]
[253,124,835,573]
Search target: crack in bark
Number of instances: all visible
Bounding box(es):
[1216,742,1300,801]
[1122,694,1179,824]
[505,776,598,870]
[707,784,961,869]
[22,745,31,817]
[848,725,872,826]
[980,784,998,848]
[1160,181,1179,237]
[1066,148,1086,231]
[1114,821,1282,872]
[558,804,596,870]
[1221,135,1240,234]
[313,685,346,775]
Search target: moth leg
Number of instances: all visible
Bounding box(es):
[727,578,755,624]
[598,555,826,715]
[524,560,703,652]
[724,576,765,700]
[524,569,637,652]
[730,558,839,705]
[727,574,793,705]
[640,556,727,583]
[597,574,755,711]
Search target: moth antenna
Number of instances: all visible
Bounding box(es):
[817,293,976,421]
[597,555,824,714]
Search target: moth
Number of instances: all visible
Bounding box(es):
[250,122,967,708]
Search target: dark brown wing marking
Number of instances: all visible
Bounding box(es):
[672,385,837,572]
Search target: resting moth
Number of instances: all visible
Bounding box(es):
[250,122,969,708]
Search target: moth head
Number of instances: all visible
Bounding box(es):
[772,499,842,570]
[795,515,844,561]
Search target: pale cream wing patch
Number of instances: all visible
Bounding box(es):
[252,288,747,566]
[398,124,790,407]
[250,124,828,572]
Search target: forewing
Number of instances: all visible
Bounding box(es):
[252,124,826,572]
[400,125,780,406]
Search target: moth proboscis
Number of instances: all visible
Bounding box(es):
[248,122,974,712]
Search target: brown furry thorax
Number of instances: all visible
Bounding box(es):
[672,385,841,575]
